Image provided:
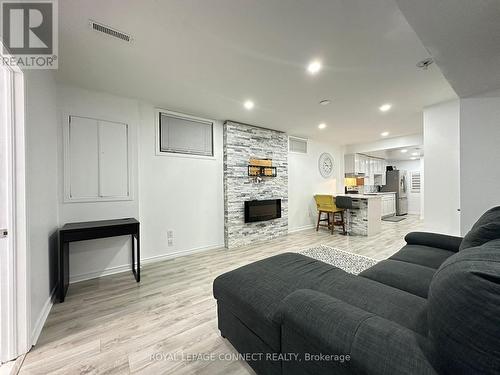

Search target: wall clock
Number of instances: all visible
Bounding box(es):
[318,152,334,178]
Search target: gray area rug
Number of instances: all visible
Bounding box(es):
[300,245,379,275]
[383,216,407,222]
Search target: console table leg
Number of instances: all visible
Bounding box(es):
[132,232,140,282]
[136,230,140,282]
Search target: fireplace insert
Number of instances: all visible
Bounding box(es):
[244,199,282,223]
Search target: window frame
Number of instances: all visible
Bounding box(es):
[155,108,215,159]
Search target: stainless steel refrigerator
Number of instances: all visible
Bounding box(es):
[381,170,408,215]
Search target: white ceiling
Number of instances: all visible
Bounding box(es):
[56,0,457,145]
[365,145,423,161]
[396,0,500,98]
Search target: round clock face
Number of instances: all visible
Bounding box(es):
[318,152,334,178]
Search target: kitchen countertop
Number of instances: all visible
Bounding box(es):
[335,194,382,199]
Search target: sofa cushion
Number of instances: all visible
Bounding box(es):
[360,259,436,298]
[214,253,428,351]
[404,232,462,252]
[460,206,500,250]
[390,244,455,269]
[428,239,500,374]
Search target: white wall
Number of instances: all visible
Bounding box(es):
[423,100,461,235]
[56,85,224,281]
[138,103,224,260]
[57,85,140,282]
[460,95,500,233]
[392,159,422,215]
[24,71,60,342]
[288,140,344,231]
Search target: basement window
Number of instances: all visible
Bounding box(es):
[158,110,213,157]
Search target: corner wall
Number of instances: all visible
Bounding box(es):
[24,71,60,343]
[423,100,461,235]
[224,121,288,248]
[460,95,500,233]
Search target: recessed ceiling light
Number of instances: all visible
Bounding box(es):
[381,131,390,137]
[401,149,408,153]
[411,152,419,156]
[307,60,322,75]
[379,104,392,112]
[319,99,331,105]
[244,100,254,110]
[318,123,327,129]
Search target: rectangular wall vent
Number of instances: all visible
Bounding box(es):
[89,20,132,42]
[288,136,308,154]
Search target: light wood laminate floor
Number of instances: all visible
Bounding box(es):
[20,216,423,375]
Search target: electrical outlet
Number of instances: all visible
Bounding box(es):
[167,230,174,246]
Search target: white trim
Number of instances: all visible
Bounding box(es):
[62,114,133,203]
[70,243,224,284]
[0,58,29,362]
[14,65,29,359]
[142,244,223,265]
[30,289,54,346]
[154,108,216,160]
[0,59,31,362]
[288,224,315,234]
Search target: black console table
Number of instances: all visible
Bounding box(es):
[57,218,140,303]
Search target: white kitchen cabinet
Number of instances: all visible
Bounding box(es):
[345,154,368,175]
[381,194,396,217]
[345,154,387,186]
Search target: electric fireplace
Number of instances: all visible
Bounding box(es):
[244,199,282,223]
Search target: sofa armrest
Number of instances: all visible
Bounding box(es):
[405,231,463,252]
[277,289,437,375]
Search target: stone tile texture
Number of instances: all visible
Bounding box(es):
[224,121,288,248]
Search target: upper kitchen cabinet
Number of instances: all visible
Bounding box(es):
[345,153,387,185]
[345,153,369,175]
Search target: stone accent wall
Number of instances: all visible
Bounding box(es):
[224,121,288,248]
[348,199,368,236]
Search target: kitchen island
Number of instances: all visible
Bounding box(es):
[335,194,382,236]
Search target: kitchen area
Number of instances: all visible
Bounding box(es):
[332,147,423,236]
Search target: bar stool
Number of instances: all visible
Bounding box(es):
[314,195,345,234]
[334,196,353,235]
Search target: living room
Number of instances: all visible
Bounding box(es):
[0,1,499,374]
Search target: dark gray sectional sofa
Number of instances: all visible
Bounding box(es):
[213,207,500,374]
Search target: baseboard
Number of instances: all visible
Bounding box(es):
[141,244,223,265]
[288,224,315,233]
[70,243,224,284]
[31,288,55,346]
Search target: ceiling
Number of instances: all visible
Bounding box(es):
[365,145,423,161]
[56,0,457,145]
[396,0,500,98]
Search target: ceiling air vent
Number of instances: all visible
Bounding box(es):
[289,136,308,154]
[89,20,132,42]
